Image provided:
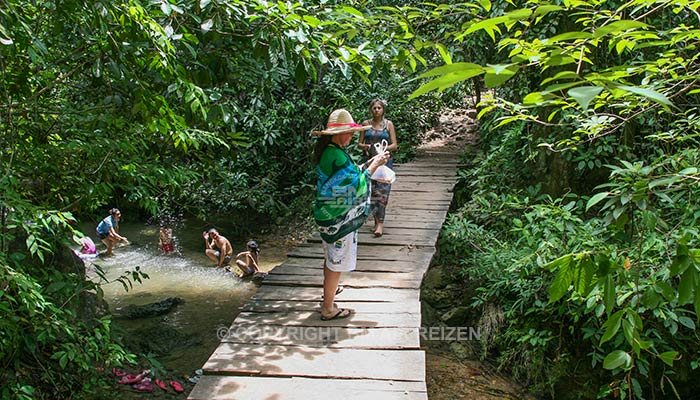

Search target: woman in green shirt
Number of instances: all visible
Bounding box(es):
[312,108,389,320]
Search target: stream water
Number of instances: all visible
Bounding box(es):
[80,220,287,382]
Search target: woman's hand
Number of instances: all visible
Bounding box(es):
[367,152,390,175]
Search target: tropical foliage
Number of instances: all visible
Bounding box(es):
[1,0,461,397]
[417,0,700,398]
[5,0,700,397]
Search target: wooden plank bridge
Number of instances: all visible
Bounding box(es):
[188,146,461,399]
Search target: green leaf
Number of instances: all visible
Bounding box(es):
[622,319,635,347]
[678,268,696,305]
[618,85,672,108]
[410,68,485,99]
[295,61,306,88]
[544,254,573,271]
[339,6,364,18]
[596,254,611,276]
[574,256,595,296]
[549,262,573,303]
[586,192,610,211]
[418,62,484,79]
[568,86,603,110]
[600,310,624,345]
[678,316,695,330]
[533,5,564,16]
[658,351,678,367]
[476,0,491,12]
[436,43,452,65]
[603,350,631,370]
[594,20,649,38]
[670,255,691,276]
[604,275,616,315]
[550,31,593,42]
[484,64,517,88]
[694,286,700,324]
[541,71,581,85]
[692,246,700,261]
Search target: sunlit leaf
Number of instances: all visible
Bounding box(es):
[618,85,672,108]
[484,64,517,88]
[410,68,485,99]
[568,86,603,110]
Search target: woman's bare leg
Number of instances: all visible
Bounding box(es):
[322,265,342,317]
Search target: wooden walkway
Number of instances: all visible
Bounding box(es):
[188,147,461,399]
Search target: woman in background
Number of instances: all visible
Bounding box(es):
[358,99,398,237]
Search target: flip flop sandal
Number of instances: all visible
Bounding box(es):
[118,369,149,385]
[320,308,352,321]
[112,367,127,377]
[118,374,143,385]
[170,380,185,393]
[132,378,153,392]
[154,378,168,391]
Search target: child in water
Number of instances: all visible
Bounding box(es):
[235,240,260,277]
[76,236,97,259]
[159,225,174,253]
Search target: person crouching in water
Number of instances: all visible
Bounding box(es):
[235,240,260,277]
[203,228,233,267]
[96,208,128,256]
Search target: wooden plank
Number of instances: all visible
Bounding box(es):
[251,286,420,303]
[270,265,423,279]
[360,215,447,226]
[287,245,436,263]
[221,325,420,349]
[388,205,450,213]
[390,184,455,193]
[264,273,422,289]
[233,310,421,328]
[277,258,429,273]
[241,299,421,314]
[388,195,454,203]
[188,376,427,400]
[308,233,439,247]
[386,209,448,219]
[202,343,426,381]
[363,219,445,230]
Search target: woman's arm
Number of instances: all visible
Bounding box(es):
[109,226,127,241]
[357,123,371,151]
[386,120,398,152]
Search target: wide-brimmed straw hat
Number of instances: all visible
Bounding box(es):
[311,108,370,135]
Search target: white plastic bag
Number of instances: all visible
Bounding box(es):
[371,165,396,183]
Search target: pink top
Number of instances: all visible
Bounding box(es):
[81,237,97,254]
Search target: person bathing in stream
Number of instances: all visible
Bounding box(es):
[96,208,128,256]
[159,224,175,253]
[235,240,260,277]
[203,228,233,267]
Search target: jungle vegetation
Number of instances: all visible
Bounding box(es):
[2,0,700,398]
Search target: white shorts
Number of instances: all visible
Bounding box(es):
[323,231,358,272]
